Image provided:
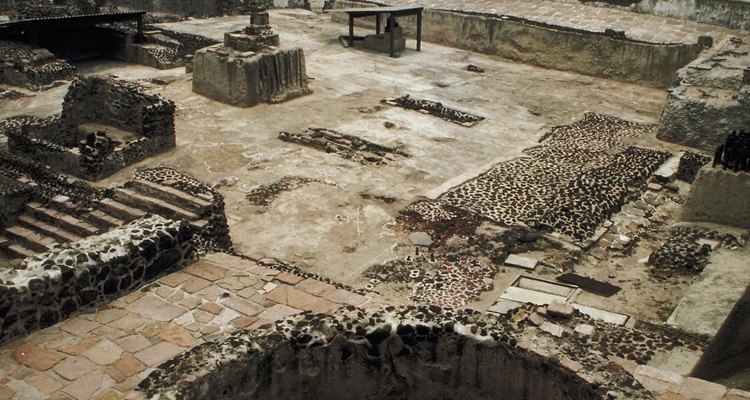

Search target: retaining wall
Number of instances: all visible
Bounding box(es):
[0,215,195,345]
[333,1,703,88]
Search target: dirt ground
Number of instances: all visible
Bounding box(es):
[1,10,736,328]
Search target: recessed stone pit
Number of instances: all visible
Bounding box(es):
[137,306,654,400]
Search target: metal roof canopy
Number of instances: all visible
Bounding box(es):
[0,11,147,45]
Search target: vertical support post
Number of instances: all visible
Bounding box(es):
[136,14,145,43]
[416,10,422,51]
[28,27,38,47]
[376,13,381,35]
[388,13,395,57]
[348,13,354,48]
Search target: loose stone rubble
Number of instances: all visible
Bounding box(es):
[648,226,743,277]
[382,94,486,126]
[278,128,409,165]
[246,176,319,206]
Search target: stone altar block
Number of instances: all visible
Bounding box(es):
[192,11,311,107]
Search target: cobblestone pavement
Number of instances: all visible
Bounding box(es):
[381,0,747,44]
[0,253,378,400]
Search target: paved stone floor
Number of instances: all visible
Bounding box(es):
[381,0,746,44]
[0,253,378,399]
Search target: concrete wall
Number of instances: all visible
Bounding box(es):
[333,2,703,88]
[682,164,750,228]
[0,215,194,345]
[557,0,750,31]
[693,283,750,381]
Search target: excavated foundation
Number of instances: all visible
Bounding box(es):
[138,307,655,400]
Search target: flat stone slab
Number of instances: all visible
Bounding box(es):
[409,231,433,246]
[654,152,684,182]
[504,254,538,270]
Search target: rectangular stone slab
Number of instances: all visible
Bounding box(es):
[504,254,538,270]
[557,273,621,297]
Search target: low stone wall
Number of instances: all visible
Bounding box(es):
[0,41,78,90]
[62,76,175,138]
[554,0,750,31]
[7,76,177,180]
[0,215,194,346]
[137,306,657,400]
[682,164,750,228]
[333,1,703,88]
[192,46,311,106]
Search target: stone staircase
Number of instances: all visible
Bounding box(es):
[0,179,213,261]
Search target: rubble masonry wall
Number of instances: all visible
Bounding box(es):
[0,215,195,345]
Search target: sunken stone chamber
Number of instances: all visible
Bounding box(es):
[0,215,194,345]
[6,75,176,180]
[138,307,651,400]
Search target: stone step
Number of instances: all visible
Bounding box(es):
[2,225,56,253]
[26,202,99,237]
[130,179,212,215]
[190,219,209,230]
[0,236,37,259]
[85,210,125,229]
[47,195,115,232]
[113,188,200,222]
[17,214,84,244]
[97,198,147,222]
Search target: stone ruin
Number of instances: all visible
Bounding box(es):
[658,36,750,151]
[192,10,311,107]
[0,40,78,90]
[682,130,750,228]
[0,149,232,344]
[135,304,712,399]
[0,215,194,345]
[5,75,176,180]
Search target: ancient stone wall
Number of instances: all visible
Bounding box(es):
[333,2,703,88]
[192,46,311,107]
[657,37,750,151]
[681,164,750,228]
[0,41,78,90]
[0,215,194,345]
[62,76,175,138]
[103,0,306,16]
[549,0,750,31]
[137,306,656,400]
[6,76,177,180]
